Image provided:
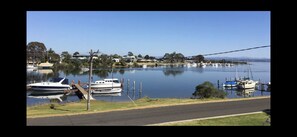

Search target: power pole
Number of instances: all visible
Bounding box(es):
[87,49,99,111]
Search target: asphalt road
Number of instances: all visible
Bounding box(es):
[27,98,270,126]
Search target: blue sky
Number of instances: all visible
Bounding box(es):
[27,11,270,58]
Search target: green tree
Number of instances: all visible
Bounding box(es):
[73,51,80,56]
[47,48,60,64]
[192,81,226,99]
[170,52,176,63]
[163,53,170,60]
[112,54,121,58]
[163,52,184,63]
[27,41,47,63]
[144,55,150,59]
[98,54,113,68]
[61,51,71,63]
[128,51,133,56]
[176,53,185,62]
[193,55,205,63]
[138,54,143,58]
[119,58,127,66]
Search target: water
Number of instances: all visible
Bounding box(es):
[27,62,270,106]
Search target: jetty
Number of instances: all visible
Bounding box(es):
[64,81,95,100]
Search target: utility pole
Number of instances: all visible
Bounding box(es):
[87,49,99,111]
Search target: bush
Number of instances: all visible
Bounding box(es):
[192,81,226,99]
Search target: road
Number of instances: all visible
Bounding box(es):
[27,97,270,126]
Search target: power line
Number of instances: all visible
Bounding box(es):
[202,45,270,56]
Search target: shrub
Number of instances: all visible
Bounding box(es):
[192,81,226,99]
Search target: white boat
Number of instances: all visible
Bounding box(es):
[237,79,257,89]
[27,64,37,70]
[91,78,122,88]
[91,88,122,94]
[28,77,71,92]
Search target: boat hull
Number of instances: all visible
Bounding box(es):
[237,82,256,89]
[28,90,66,94]
[29,86,70,91]
[92,88,122,94]
[91,83,122,88]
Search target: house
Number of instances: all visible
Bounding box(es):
[113,58,120,62]
[72,54,99,60]
[123,55,137,62]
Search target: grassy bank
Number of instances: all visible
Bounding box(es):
[161,112,270,126]
[27,96,269,118]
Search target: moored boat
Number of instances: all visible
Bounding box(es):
[28,77,71,92]
[223,80,238,87]
[237,79,258,89]
[91,78,122,89]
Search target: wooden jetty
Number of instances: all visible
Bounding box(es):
[64,82,95,100]
[74,84,95,100]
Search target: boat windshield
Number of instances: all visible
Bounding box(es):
[50,78,69,84]
[113,80,119,83]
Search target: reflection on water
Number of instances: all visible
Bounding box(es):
[37,69,53,74]
[163,68,184,76]
[27,69,58,84]
[92,92,121,97]
[27,90,129,106]
[223,87,270,98]
[235,88,256,97]
[28,92,68,102]
[93,69,111,78]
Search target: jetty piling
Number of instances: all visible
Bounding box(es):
[127,79,130,94]
[217,80,220,88]
[133,81,136,99]
[139,82,142,99]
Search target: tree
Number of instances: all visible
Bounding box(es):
[48,48,54,54]
[112,54,121,58]
[27,41,47,63]
[163,53,170,60]
[138,54,143,58]
[192,81,226,99]
[61,51,71,63]
[119,58,127,66]
[98,54,113,68]
[73,51,80,56]
[47,48,60,63]
[193,55,205,63]
[176,53,185,62]
[128,51,133,56]
[171,52,176,63]
[144,55,150,59]
[162,52,184,63]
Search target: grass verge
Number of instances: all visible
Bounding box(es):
[161,112,270,126]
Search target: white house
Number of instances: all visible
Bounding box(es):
[113,58,120,62]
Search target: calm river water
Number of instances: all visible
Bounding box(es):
[27,62,270,106]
